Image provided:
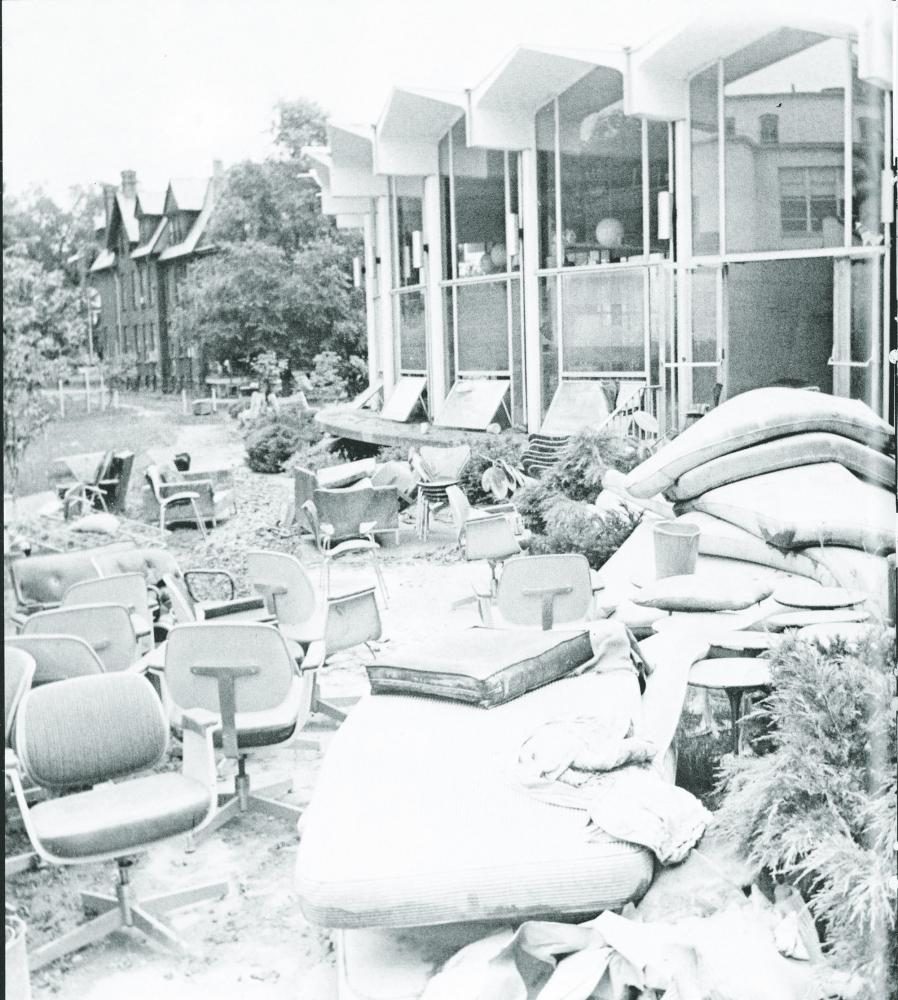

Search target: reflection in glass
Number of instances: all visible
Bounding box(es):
[557,68,641,266]
[539,277,559,417]
[727,259,833,397]
[561,270,644,373]
[536,102,557,269]
[723,34,846,253]
[451,118,508,278]
[647,121,671,259]
[510,281,524,424]
[690,66,720,255]
[849,257,877,405]
[395,195,423,287]
[398,291,427,371]
[456,281,509,372]
[852,44,884,248]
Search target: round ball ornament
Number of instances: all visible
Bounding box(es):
[595,217,624,249]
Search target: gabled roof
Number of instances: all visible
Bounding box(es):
[89,249,116,273]
[165,178,208,213]
[159,178,216,262]
[109,192,139,245]
[131,217,169,259]
[135,188,166,217]
[377,87,466,141]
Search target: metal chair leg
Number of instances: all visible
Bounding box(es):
[371,551,389,607]
[189,498,208,540]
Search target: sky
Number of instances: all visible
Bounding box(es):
[2,0,703,206]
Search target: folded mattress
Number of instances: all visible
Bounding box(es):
[295,669,654,929]
[622,388,893,499]
[666,431,896,501]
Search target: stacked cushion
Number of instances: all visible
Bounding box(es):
[623,388,893,499]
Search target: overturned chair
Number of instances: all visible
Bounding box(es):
[5,672,228,969]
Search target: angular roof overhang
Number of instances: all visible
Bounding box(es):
[325,123,387,197]
[374,87,465,175]
[467,45,626,149]
[627,0,892,120]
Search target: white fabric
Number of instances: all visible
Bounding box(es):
[296,670,654,929]
[623,388,893,498]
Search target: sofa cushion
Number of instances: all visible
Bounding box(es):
[30,772,210,858]
[296,669,652,929]
[365,627,594,707]
[8,541,136,610]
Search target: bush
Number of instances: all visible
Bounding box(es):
[527,496,640,570]
[457,434,527,506]
[514,481,557,535]
[714,628,897,999]
[245,423,302,473]
[541,428,642,504]
[228,398,250,420]
[308,350,367,402]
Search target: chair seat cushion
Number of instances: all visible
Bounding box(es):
[30,772,210,859]
[366,627,594,707]
[295,669,652,929]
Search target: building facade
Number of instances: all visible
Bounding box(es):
[309,1,895,435]
[89,166,220,390]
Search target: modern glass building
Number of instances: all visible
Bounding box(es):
[306,1,895,436]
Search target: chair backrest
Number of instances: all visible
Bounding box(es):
[464,515,521,563]
[445,485,472,542]
[323,588,382,657]
[103,451,136,513]
[4,647,35,745]
[312,487,377,542]
[496,554,593,628]
[294,467,320,514]
[62,572,151,619]
[21,603,138,673]
[94,450,116,484]
[5,635,104,687]
[246,550,318,626]
[7,540,136,610]
[92,546,180,586]
[15,673,167,791]
[419,445,471,482]
[164,622,296,715]
[161,573,197,623]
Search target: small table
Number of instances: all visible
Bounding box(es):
[689,657,772,755]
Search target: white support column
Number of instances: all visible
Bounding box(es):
[422,173,447,415]
[362,212,379,385]
[520,142,542,433]
[375,195,396,395]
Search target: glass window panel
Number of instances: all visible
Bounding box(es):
[397,291,426,371]
[395,195,423,288]
[536,102,557,269]
[450,118,507,277]
[538,276,559,416]
[456,280,509,372]
[690,269,717,364]
[850,257,877,405]
[443,287,456,386]
[509,279,524,425]
[852,44,885,247]
[690,65,720,255]
[508,153,521,272]
[647,121,671,259]
[724,33,846,252]
[557,68,641,267]
[726,259,833,397]
[561,270,644,373]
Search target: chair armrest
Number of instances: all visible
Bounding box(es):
[180,708,218,797]
[183,569,237,601]
[359,520,378,539]
[301,640,326,671]
[160,490,201,505]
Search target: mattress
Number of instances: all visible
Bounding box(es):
[295,669,654,929]
[683,463,894,554]
[365,627,594,707]
[666,431,896,501]
[622,388,893,499]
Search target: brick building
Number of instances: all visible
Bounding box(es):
[89,164,220,390]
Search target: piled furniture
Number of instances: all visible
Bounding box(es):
[142,463,236,535]
[294,461,400,543]
[410,444,471,541]
[47,450,135,518]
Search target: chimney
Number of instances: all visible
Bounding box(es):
[120,169,138,197]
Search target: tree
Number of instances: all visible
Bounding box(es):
[272,98,328,166]
[3,252,81,495]
[208,160,328,254]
